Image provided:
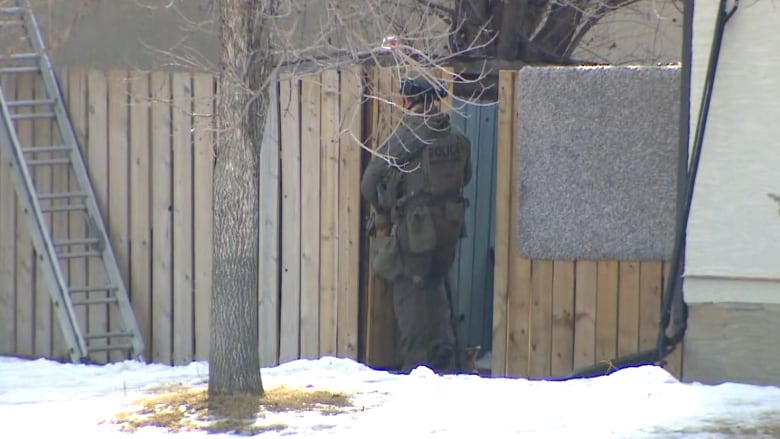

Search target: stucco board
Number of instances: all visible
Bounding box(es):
[515,66,679,260]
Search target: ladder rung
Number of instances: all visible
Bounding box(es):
[40,204,86,213]
[27,158,70,166]
[22,145,73,154]
[54,238,99,247]
[56,250,102,259]
[0,7,25,16]
[37,191,86,200]
[6,99,56,108]
[71,297,119,306]
[87,331,133,340]
[10,112,55,120]
[0,66,39,74]
[87,344,134,353]
[69,285,117,294]
[0,19,24,27]
[0,53,40,61]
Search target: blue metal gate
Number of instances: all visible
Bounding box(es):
[449,102,498,355]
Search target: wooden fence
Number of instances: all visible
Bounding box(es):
[0,67,364,366]
[489,71,683,379]
[1,67,683,378]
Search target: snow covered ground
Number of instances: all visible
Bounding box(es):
[2,355,780,438]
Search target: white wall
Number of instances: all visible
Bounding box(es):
[686,0,780,303]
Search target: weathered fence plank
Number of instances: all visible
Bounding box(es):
[337,66,362,360]
[67,69,89,354]
[192,73,214,362]
[49,70,69,361]
[529,259,553,377]
[364,67,400,368]
[299,74,322,359]
[14,72,35,358]
[595,261,619,361]
[618,261,640,357]
[491,70,515,376]
[128,71,152,359]
[573,260,598,369]
[551,260,575,377]
[87,69,110,363]
[639,261,663,351]
[279,77,302,363]
[150,71,173,364]
[0,97,17,355]
[319,69,340,357]
[107,69,130,362]
[172,72,194,365]
[258,81,280,367]
[34,72,53,358]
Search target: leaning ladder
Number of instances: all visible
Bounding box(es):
[0,1,145,362]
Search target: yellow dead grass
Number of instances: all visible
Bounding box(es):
[111,383,353,435]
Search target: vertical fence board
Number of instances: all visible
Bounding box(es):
[67,69,89,351]
[49,70,69,360]
[14,72,35,358]
[551,260,575,377]
[150,71,173,364]
[86,69,110,362]
[33,74,53,358]
[279,77,301,363]
[107,69,130,362]
[507,73,533,378]
[192,73,214,362]
[492,71,515,376]
[639,261,662,351]
[573,260,597,369]
[171,72,194,364]
[337,66,361,360]
[617,261,640,357]
[364,67,400,367]
[258,82,280,367]
[662,261,683,379]
[0,110,17,355]
[299,75,321,359]
[128,71,152,359]
[595,261,618,361]
[319,70,340,357]
[529,259,553,377]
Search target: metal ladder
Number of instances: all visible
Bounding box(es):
[0,1,145,363]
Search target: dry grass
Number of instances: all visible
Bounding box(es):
[111,383,353,435]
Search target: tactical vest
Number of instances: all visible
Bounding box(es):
[401,132,468,200]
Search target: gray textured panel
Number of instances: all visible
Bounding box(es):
[516,66,679,260]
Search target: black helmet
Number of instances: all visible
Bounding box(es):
[399,70,448,101]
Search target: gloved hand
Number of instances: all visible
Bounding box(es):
[374,212,390,232]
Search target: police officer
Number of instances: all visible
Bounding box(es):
[360,69,472,373]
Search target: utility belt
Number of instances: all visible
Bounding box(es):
[389,191,469,225]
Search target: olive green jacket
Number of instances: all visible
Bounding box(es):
[360,110,472,217]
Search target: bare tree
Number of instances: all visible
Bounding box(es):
[208,0,282,398]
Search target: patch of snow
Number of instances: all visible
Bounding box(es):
[2,355,780,438]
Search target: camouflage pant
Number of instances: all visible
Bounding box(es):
[391,274,456,373]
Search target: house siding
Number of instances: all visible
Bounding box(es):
[686,0,780,304]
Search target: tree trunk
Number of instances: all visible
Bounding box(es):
[209,0,276,398]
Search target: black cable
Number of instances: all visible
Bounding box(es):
[656,0,738,361]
